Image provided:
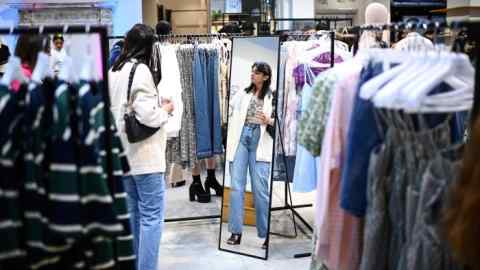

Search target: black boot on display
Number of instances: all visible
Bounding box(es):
[205,169,223,196]
[189,175,211,203]
[226,234,242,245]
[172,180,186,188]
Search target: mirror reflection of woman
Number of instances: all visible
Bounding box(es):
[226,62,274,249]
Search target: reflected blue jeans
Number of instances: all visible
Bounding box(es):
[123,173,166,270]
[228,124,270,238]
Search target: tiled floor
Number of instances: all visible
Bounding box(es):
[160,173,316,269]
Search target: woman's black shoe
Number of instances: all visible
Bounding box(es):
[189,182,211,203]
[205,176,223,196]
[227,234,242,245]
[262,239,268,250]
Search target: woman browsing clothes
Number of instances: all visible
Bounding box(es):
[226,62,274,249]
[108,24,174,270]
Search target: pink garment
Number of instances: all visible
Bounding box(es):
[282,43,302,156]
[315,66,362,270]
[11,63,33,92]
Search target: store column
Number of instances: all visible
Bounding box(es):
[275,0,314,30]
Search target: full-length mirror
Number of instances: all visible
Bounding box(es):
[219,36,280,259]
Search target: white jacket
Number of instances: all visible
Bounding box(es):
[156,44,184,138]
[226,90,274,163]
[109,61,169,175]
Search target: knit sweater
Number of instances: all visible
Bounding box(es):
[108,61,170,175]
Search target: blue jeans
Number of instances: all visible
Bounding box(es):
[193,48,223,159]
[228,124,270,238]
[123,173,166,270]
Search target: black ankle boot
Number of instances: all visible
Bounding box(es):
[171,180,186,188]
[205,176,223,196]
[262,239,268,250]
[189,181,211,203]
[227,234,242,245]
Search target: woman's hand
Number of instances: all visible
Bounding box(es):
[161,98,174,114]
[257,112,273,126]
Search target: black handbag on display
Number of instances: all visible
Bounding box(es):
[123,62,160,143]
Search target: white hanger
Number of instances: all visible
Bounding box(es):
[0,56,27,86]
[31,52,50,84]
[403,52,474,112]
[359,49,415,100]
[79,40,97,82]
[374,49,437,109]
[58,56,77,83]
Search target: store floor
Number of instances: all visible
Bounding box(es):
[160,175,315,269]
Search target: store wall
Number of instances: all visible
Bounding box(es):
[293,0,315,18]
[151,0,209,33]
[315,0,390,25]
[0,5,20,52]
[112,0,143,36]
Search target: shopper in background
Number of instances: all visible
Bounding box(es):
[218,23,241,34]
[109,39,124,68]
[240,21,255,36]
[0,37,10,77]
[12,34,50,91]
[109,23,174,270]
[156,20,172,37]
[50,33,67,75]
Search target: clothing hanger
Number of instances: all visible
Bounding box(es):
[374,40,437,108]
[359,48,416,99]
[79,47,95,82]
[0,56,27,86]
[392,24,473,111]
[58,56,77,83]
[403,52,474,112]
[30,52,50,85]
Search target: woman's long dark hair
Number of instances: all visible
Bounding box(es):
[15,34,50,69]
[111,24,155,72]
[443,118,480,269]
[245,62,272,100]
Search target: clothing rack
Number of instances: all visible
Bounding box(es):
[0,24,114,197]
[272,17,354,32]
[350,20,480,124]
[108,33,246,40]
[0,23,117,264]
[156,33,246,38]
[268,31,336,259]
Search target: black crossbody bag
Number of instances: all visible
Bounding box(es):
[123,62,160,143]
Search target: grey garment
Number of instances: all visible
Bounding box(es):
[245,96,264,124]
[359,134,392,270]
[397,118,453,270]
[388,131,409,270]
[176,46,198,167]
[165,137,182,167]
[374,114,454,270]
[406,145,464,270]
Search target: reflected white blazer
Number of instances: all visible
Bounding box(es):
[226,90,274,163]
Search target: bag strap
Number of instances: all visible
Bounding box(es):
[127,62,140,105]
